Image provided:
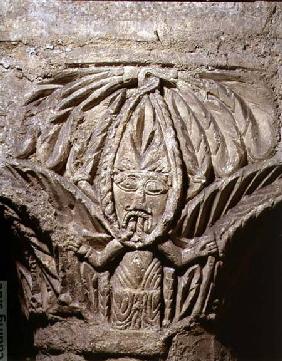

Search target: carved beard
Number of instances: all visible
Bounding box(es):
[122,209,153,241]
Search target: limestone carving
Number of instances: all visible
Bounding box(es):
[1,66,281,356]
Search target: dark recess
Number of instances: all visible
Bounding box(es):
[216,204,282,361]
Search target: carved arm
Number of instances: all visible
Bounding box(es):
[76,239,124,269]
[158,235,218,268]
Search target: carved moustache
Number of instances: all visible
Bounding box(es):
[122,210,152,235]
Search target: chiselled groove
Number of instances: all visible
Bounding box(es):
[193,190,218,237]
[208,178,239,227]
[257,165,282,189]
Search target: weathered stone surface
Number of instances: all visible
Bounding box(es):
[37,354,85,361]
[168,328,234,361]
[0,2,281,361]
[34,319,166,356]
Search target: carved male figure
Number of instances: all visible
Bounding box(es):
[66,93,218,328]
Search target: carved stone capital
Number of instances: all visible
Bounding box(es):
[1,64,281,360]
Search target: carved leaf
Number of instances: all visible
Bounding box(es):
[209,79,277,161]
[176,81,242,179]
[98,271,110,321]
[17,262,32,318]
[80,262,98,317]
[1,160,113,250]
[176,76,278,180]
[213,177,282,252]
[191,256,216,317]
[13,68,131,175]
[10,68,278,209]
[0,201,60,316]
[163,267,175,327]
[176,159,282,239]
[175,265,201,321]
[37,118,73,171]
[66,89,126,185]
[166,88,212,197]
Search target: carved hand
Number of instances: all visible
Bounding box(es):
[195,236,218,258]
[159,235,218,268]
[66,238,83,253]
[118,229,134,245]
[82,238,124,269]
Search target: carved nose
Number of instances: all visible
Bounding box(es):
[132,188,146,208]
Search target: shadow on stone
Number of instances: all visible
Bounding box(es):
[216,204,282,361]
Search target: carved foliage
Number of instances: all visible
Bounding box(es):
[10,67,277,194]
[2,66,281,341]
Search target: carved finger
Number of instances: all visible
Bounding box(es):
[77,245,89,256]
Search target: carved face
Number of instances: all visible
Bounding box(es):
[113,170,171,246]
[106,95,181,247]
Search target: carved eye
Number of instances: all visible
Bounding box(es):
[117,175,138,192]
[145,180,166,195]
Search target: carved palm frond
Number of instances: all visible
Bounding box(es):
[13,68,130,175]
[114,94,170,173]
[213,176,282,252]
[0,200,59,317]
[186,179,282,322]
[1,160,113,249]
[9,68,278,204]
[80,262,98,317]
[174,264,201,321]
[172,75,277,186]
[201,77,276,162]
[176,159,282,244]
[98,271,110,321]
[165,88,212,197]
[163,267,175,326]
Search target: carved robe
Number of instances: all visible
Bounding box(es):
[111,251,161,330]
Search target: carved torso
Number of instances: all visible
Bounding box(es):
[111,251,161,330]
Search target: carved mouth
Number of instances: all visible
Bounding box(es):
[122,210,152,235]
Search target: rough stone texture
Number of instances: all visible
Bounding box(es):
[0,2,282,361]
[0,2,281,147]
[168,328,234,361]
